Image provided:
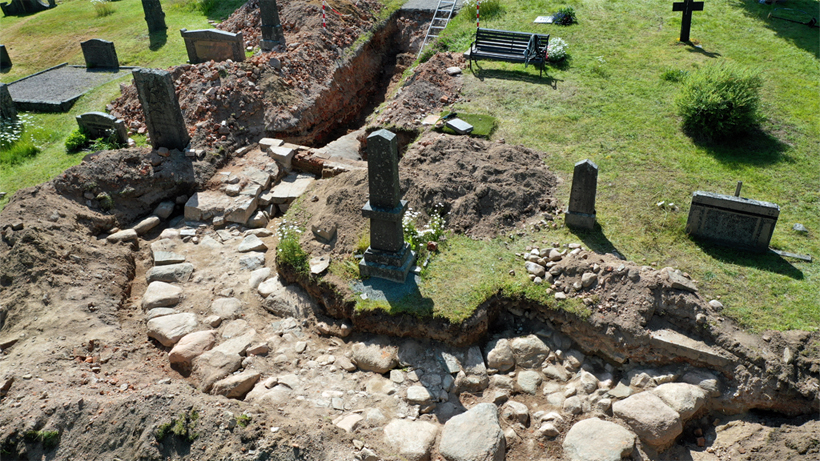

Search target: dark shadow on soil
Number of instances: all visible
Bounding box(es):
[689,127,792,166]
[692,239,804,280]
[733,0,820,59]
[149,31,168,51]
[470,63,561,88]
[569,222,627,259]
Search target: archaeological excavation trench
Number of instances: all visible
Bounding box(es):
[0,3,817,461]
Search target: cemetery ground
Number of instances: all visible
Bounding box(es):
[0,0,818,459]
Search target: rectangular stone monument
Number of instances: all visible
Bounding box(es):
[81,39,119,69]
[141,0,166,34]
[359,129,415,283]
[259,0,286,51]
[565,159,598,230]
[0,83,16,120]
[76,112,127,144]
[132,68,190,150]
[180,29,245,64]
[685,191,779,252]
[0,45,10,69]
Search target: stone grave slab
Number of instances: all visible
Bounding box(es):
[132,67,190,150]
[180,29,245,64]
[76,112,128,144]
[685,191,779,252]
[446,118,473,135]
[81,39,119,69]
[269,173,315,204]
[6,63,131,112]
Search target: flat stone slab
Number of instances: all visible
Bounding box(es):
[153,251,186,266]
[142,281,183,309]
[269,173,315,204]
[146,313,198,347]
[383,419,439,461]
[146,263,194,283]
[237,234,267,252]
[649,328,734,367]
[7,64,131,112]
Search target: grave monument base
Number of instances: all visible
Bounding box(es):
[359,244,416,283]
[565,211,596,230]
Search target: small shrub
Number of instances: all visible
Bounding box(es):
[23,431,60,450]
[92,0,114,17]
[676,61,762,140]
[661,68,689,82]
[547,37,569,62]
[276,220,309,275]
[556,6,577,25]
[65,128,89,153]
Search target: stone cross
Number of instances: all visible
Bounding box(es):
[141,0,167,34]
[0,45,11,70]
[359,129,415,283]
[260,0,286,51]
[132,68,190,150]
[80,39,119,69]
[0,83,17,120]
[565,159,598,230]
[672,0,704,43]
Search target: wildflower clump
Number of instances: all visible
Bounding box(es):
[276,219,309,275]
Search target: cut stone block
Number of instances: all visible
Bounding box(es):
[445,118,474,135]
[269,173,315,204]
[269,145,296,170]
[258,138,284,150]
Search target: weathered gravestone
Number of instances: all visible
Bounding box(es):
[672,0,704,43]
[0,45,10,69]
[0,0,55,16]
[259,0,286,51]
[685,189,779,252]
[565,159,598,230]
[132,68,190,150]
[359,129,416,283]
[0,83,16,120]
[180,29,245,64]
[141,0,166,34]
[80,39,119,70]
[76,112,127,144]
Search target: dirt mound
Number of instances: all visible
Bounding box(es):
[298,131,558,256]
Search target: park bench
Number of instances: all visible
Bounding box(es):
[468,28,550,77]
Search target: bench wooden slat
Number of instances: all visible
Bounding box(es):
[469,27,549,76]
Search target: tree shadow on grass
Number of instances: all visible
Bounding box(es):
[149,31,167,51]
[688,126,793,166]
[692,238,804,280]
[568,222,628,260]
[733,0,820,59]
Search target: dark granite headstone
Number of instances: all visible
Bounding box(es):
[1,0,55,16]
[359,129,415,282]
[0,83,16,120]
[141,0,166,34]
[565,159,598,230]
[180,29,245,64]
[686,191,779,252]
[259,0,286,50]
[76,112,127,144]
[0,45,11,69]
[80,39,119,69]
[132,68,190,150]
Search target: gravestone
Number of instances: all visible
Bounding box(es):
[359,129,415,283]
[686,191,779,252]
[672,0,704,42]
[565,159,598,230]
[180,29,245,64]
[0,83,16,120]
[141,0,166,34]
[0,0,55,16]
[76,112,127,144]
[80,39,119,69]
[0,45,10,69]
[132,68,190,150]
[259,0,286,51]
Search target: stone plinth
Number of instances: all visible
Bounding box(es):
[80,39,118,69]
[565,159,598,230]
[180,29,245,64]
[132,68,190,150]
[685,191,779,252]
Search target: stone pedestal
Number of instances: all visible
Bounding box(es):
[260,0,286,50]
[565,159,598,230]
[359,129,416,283]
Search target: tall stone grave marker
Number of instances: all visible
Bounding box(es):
[76,112,127,144]
[686,189,779,252]
[0,45,11,69]
[132,68,190,150]
[565,159,598,230]
[359,129,415,283]
[141,0,167,34]
[0,83,16,120]
[259,0,286,51]
[180,29,245,64]
[80,39,119,69]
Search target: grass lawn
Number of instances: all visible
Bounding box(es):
[0,0,245,208]
[356,0,818,332]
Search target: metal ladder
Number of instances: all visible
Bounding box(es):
[417,0,458,58]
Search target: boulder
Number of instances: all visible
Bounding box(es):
[169,330,217,367]
[237,234,267,252]
[652,383,707,421]
[351,337,398,373]
[142,281,182,309]
[612,391,683,449]
[510,335,550,368]
[485,338,515,372]
[211,297,242,320]
[439,403,505,461]
[146,313,198,347]
[193,350,243,392]
[516,370,543,395]
[501,400,530,426]
[383,419,439,461]
[133,216,160,235]
[563,417,636,461]
[211,370,261,399]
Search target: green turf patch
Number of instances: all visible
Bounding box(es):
[436,112,498,138]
